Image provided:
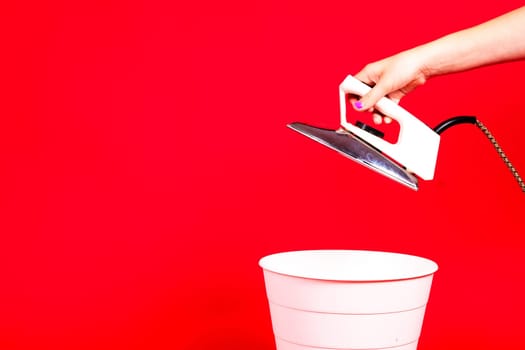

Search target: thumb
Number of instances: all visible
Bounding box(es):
[355,84,388,111]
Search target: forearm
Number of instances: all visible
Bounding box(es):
[414,6,525,77]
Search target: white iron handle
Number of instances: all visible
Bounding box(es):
[339,75,440,180]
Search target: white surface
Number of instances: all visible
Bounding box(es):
[263,269,434,314]
[259,250,438,350]
[339,75,440,180]
[259,250,438,281]
[270,302,425,349]
[275,337,419,350]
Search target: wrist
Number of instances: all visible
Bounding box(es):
[403,45,437,80]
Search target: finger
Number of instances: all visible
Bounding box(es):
[387,91,405,104]
[353,70,375,87]
[347,94,359,104]
[373,113,383,125]
[388,96,400,104]
[356,84,388,111]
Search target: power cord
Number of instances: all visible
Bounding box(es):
[433,116,525,193]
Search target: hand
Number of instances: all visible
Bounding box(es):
[351,50,430,124]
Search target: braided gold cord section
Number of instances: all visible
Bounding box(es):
[475,120,525,193]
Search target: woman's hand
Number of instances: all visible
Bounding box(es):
[350,49,430,124]
[349,6,525,125]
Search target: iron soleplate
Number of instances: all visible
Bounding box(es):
[288,122,418,191]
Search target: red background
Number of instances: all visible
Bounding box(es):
[1,1,524,349]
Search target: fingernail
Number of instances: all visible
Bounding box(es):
[354,101,363,109]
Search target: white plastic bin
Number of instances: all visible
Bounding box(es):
[259,250,438,350]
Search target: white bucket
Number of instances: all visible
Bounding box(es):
[259,250,438,350]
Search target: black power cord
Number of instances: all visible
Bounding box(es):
[433,116,525,193]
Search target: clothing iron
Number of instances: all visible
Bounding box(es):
[289,75,525,192]
[289,75,440,191]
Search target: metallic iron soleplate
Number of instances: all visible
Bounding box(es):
[288,122,418,191]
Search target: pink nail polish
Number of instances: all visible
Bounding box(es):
[354,101,363,109]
